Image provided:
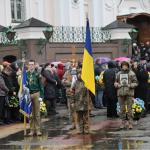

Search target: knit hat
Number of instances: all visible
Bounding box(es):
[122,61,128,67]
[51,64,54,68]
[138,62,144,72]
[141,57,146,60]
[44,62,51,68]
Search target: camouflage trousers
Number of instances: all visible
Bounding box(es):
[67,97,75,126]
[77,111,90,133]
[29,92,40,130]
[118,96,134,123]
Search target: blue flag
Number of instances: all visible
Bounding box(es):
[19,64,32,118]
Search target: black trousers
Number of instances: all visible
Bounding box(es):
[0,96,5,122]
[107,97,118,117]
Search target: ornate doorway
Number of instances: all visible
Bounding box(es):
[3,55,17,63]
[117,13,150,44]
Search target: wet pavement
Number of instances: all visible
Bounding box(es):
[1,105,150,149]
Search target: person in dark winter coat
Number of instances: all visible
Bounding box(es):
[51,67,61,114]
[145,53,150,62]
[57,63,66,104]
[135,62,149,117]
[131,50,141,62]
[9,63,20,121]
[146,62,150,114]
[103,60,119,117]
[115,60,121,71]
[94,59,105,109]
[140,43,147,57]
[42,63,57,115]
[0,66,9,125]
[145,41,150,52]
[2,67,16,124]
[10,63,19,89]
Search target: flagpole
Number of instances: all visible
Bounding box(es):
[24,115,26,136]
[86,13,90,134]
[87,90,90,134]
[22,53,26,136]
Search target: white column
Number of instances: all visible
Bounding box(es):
[54,0,62,26]
[68,0,72,26]
[92,0,105,27]
[113,0,116,21]
[37,0,44,21]
[5,0,10,26]
[30,0,32,18]
[79,0,84,27]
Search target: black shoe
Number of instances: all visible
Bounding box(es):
[54,112,59,114]
[112,116,119,118]
[90,113,95,117]
[8,120,16,123]
[147,111,150,114]
[99,107,106,109]
[0,122,5,125]
[4,118,10,124]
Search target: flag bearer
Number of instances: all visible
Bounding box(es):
[27,60,44,136]
[71,69,93,134]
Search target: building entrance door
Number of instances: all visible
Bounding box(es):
[117,13,150,44]
[3,55,17,63]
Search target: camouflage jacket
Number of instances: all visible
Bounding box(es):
[70,79,93,111]
[114,60,138,97]
[62,70,72,97]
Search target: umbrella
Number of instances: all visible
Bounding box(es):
[14,60,29,67]
[51,62,61,66]
[94,57,110,64]
[115,57,131,61]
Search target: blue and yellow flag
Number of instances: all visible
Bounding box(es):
[19,64,32,118]
[81,20,95,95]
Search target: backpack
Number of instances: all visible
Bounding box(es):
[42,76,46,87]
[148,72,150,83]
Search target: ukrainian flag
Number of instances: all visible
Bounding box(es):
[19,64,32,117]
[81,20,95,95]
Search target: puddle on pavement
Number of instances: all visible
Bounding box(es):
[0,115,148,150]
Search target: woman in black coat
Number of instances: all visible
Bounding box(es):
[51,67,61,114]
[42,63,57,115]
[103,60,118,117]
[135,62,148,117]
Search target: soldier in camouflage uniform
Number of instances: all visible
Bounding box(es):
[114,60,138,129]
[62,67,76,130]
[70,69,93,134]
[27,60,44,136]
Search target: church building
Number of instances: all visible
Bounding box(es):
[0,0,150,63]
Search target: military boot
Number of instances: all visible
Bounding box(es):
[36,129,42,136]
[70,124,76,130]
[84,127,90,134]
[28,130,35,136]
[129,122,133,129]
[120,123,125,129]
[78,129,84,135]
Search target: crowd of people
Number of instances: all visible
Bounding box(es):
[0,41,150,134]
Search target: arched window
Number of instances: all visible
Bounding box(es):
[11,0,26,22]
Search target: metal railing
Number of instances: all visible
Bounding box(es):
[49,26,111,43]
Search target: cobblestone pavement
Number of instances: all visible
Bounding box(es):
[1,104,150,150]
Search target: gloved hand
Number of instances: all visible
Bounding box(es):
[38,98,43,102]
